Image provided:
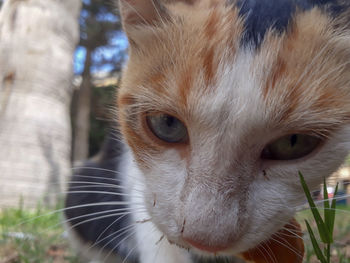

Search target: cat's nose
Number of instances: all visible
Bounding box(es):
[183,237,230,253]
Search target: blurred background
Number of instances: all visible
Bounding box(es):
[0,0,349,262]
[0,0,127,208]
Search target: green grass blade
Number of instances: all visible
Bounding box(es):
[326,243,331,263]
[305,220,327,263]
[329,183,339,237]
[299,172,331,243]
[323,178,330,229]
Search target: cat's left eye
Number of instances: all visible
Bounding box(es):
[261,134,321,161]
[146,113,188,143]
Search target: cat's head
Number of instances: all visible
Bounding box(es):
[117,0,350,256]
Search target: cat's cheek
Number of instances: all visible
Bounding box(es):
[139,151,189,238]
[230,180,297,252]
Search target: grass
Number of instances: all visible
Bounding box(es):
[296,205,350,263]
[0,203,79,263]
[0,201,349,262]
[298,173,350,263]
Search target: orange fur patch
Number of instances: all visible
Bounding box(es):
[118,94,136,107]
[202,46,216,86]
[178,65,194,107]
[241,218,304,263]
[260,8,350,133]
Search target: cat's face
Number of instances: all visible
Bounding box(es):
[118,0,350,256]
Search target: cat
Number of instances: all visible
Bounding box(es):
[65,0,350,262]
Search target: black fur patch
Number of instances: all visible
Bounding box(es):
[235,0,343,47]
[65,133,138,262]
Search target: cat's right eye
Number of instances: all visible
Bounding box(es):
[261,134,321,161]
[146,113,188,144]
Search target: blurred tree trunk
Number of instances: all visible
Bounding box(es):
[0,0,81,207]
[72,49,92,162]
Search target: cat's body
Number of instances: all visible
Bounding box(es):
[65,0,350,262]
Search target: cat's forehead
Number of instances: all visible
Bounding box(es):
[126,0,349,75]
[165,0,343,47]
[119,0,350,143]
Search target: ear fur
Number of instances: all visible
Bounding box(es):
[118,0,171,47]
[118,0,199,43]
[119,0,168,27]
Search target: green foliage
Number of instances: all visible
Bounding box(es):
[0,205,79,262]
[299,172,340,263]
[80,0,126,73]
[89,85,116,156]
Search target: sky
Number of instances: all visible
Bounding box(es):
[74,0,129,75]
[74,33,129,75]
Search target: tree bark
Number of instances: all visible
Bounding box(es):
[72,49,92,162]
[0,0,81,207]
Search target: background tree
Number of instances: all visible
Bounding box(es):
[72,0,126,162]
[0,0,81,207]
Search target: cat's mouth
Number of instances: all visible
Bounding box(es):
[167,235,238,255]
[166,218,305,260]
[183,238,233,253]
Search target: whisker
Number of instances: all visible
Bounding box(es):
[13,201,144,228]
[67,211,144,235]
[67,185,143,196]
[64,190,138,198]
[256,245,270,263]
[297,205,350,214]
[269,220,305,237]
[1,186,144,199]
[265,240,278,263]
[1,174,140,189]
[0,182,144,196]
[68,179,126,187]
[71,166,123,176]
[87,222,136,252]
[69,181,145,195]
[269,235,304,259]
[70,175,145,193]
[95,225,134,259]
[260,240,278,263]
[95,213,129,243]
[102,228,137,261]
[122,244,137,263]
[60,207,145,230]
[315,194,350,204]
[277,229,304,240]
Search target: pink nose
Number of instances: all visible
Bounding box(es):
[184,238,230,253]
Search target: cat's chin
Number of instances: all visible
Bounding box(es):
[166,234,244,257]
[165,218,304,261]
[168,238,245,260]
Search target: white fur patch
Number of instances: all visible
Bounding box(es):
[122,149,193,263]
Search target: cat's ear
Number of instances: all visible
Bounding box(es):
[119,0,168,28]
[118,0,198,46]
[118,0,169,46]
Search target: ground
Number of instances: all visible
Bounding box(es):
[0,206,349,263]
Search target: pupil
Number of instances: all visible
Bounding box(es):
[165,116,175,127]
[290,134,298,147]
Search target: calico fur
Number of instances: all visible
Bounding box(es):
[65,0,350,262]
